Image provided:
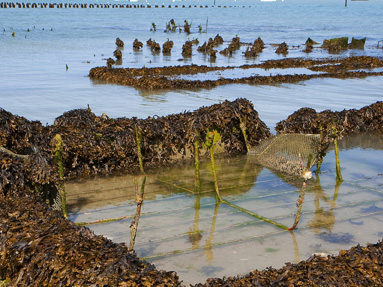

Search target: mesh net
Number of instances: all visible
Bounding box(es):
[248,134,321,178]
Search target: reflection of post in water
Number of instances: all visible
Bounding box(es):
[187,194,203,249]
[307,175,341,233]
[194,133,201,193]
[204,201,221,262]
[129,176,146,252]
[289,231,300,264]
[205,129,222,202]
[288,182,306,230]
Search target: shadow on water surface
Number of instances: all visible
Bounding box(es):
[66,132,383,284]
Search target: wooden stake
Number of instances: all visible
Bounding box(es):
[53,134,67,218]
[129,176,146,252]
[316,124,325,174]
[239,116,250,152]
[332,126,343,182]
[135,125,145,174]
[288,182,306,230]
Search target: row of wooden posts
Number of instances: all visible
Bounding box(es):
[0,2,250,9]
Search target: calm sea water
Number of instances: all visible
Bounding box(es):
[0,0,382,129]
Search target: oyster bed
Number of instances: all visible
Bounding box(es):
[1,99,383,286]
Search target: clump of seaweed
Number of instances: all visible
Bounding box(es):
[162,39,174,55]
[184,20,191,34]
[197,34,223,55]
[220,35,240,56]
[113,49,122,60]
[133,38,143,50]
[322,37,348,54]
[164,19,177,33]
[276,42,288,55]
[275,101,383,145]
[244,37,265,58]
[182,40,193,57]
[146,38,160,53]
[106,58,115,68]
[115,37,124,48]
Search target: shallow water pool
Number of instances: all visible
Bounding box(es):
[67,133,383,285]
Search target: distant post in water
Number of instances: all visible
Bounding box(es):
[345,0,348,7]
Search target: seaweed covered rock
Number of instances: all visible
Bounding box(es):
[0,151,56,197]
[275,101,383,143]
[244,38,264,58]
[276,42,288,55]
[113,49,122,60]
[106,58,115,68]
[220,36,241,56]
[349,37,366,50]
[162,39,174,55]
[0,108,46,154]
[194,241,383,286]
[115,37,124,48]
[213,34,224,46]
[133,38,143,50]
[147,39,160,53]
[90,56,383,91]
[1,99,271,180]
[182,40,193,57]
[322,37,348,53]
[304,42,313,53]
[0,187,182,286]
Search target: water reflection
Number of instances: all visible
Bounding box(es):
[307,176,339,233]
[187,194,203,249]
[204,202,220,263]
[67,133,383,284]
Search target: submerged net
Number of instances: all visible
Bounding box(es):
[248,134,322,178]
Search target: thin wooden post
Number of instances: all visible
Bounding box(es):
[129,176,146,252]
[332,126,343,182]
[288,182,306,230]
[135,124,145,174]
[316,124,325,174]
[53,134,67,218]
[238,116,250,152]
